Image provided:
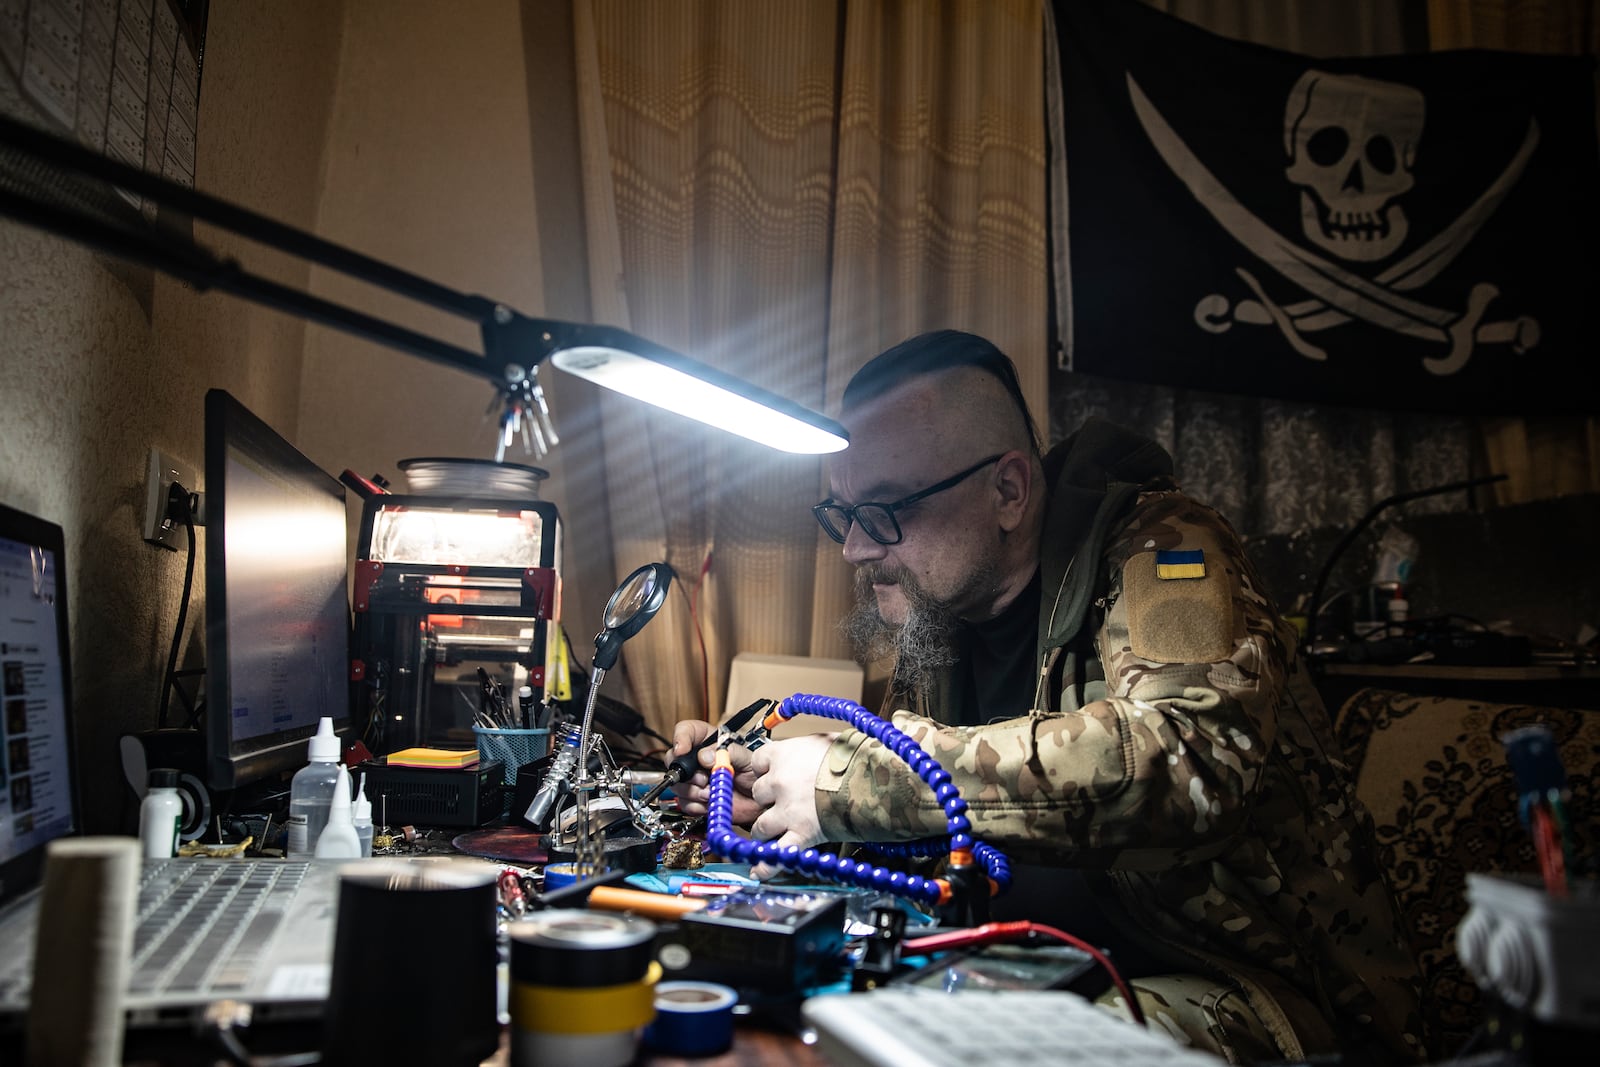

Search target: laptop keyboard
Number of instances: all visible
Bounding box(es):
[131,859,310,995]
[802,987,1228,1066]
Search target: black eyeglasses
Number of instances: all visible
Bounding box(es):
[812,453,1007,546]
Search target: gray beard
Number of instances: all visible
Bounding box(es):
[842,564,962,697]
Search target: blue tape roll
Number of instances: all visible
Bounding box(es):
[543,862,580,891]
[642,981,737,1056]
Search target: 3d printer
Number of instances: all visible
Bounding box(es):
[351,461,563,755]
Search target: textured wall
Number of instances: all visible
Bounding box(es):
[0,1,600,834]
[0,2,346,832]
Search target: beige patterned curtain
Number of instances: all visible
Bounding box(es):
[812,1,1047,678]
[1426,0,1600,505]
[563,0,1047,738]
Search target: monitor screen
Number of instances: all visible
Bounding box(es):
[0,501,79,912]
[204,389,351,791]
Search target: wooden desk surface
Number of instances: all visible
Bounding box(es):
[1314,661,1600,711]
[476,1012,830,1066]
[613,1024,827,1067]
[1317,662,1600,682]
[110,1012,832,1066]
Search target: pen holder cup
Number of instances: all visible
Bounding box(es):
[473,727,549,785]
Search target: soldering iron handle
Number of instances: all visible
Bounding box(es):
[668,736,713,782]
[638,729,724,809]
[647,702,771,807]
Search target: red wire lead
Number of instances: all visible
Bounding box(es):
[902,920,1146,1026]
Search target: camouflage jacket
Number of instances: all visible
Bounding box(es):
[812,418,1427,1063]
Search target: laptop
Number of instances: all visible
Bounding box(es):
[0,501,342,1029]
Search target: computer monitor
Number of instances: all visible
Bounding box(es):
[204,389,351,792]
[0,501,79,911]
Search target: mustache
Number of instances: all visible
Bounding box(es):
[853,562,914,590]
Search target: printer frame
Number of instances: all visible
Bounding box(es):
[351,494,561,755]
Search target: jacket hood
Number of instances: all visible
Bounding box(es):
[1037,417,1175,652]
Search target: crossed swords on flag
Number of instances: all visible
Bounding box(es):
[1127,74,1541,376]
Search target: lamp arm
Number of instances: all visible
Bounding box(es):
[0,112,539,387]
[1,114,494,322]
[0,183,510,384]
[1,113,849,455]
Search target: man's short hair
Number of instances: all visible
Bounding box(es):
[842,330,1041,454]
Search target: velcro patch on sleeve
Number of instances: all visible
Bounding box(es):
[1155,549,1205,579]
[1124,547,1235,665]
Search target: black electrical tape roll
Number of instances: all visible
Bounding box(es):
[509,910,656,987]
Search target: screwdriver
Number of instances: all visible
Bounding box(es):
[636,698,774,808]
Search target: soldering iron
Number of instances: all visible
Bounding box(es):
[635,698,776,809]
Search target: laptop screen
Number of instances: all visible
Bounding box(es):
[0,503,78,913]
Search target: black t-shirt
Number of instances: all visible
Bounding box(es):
[952,570,1041,726]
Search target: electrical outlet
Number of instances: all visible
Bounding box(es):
[143,447,197,550]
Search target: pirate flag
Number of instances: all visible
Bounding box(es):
[1052,0,1600,415]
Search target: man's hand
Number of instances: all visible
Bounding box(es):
[747,732,836,878]
[668,719,762,825]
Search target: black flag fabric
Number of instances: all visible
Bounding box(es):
[1052,0,1600,415]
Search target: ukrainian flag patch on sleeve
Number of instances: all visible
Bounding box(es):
[1155,549,1206,580]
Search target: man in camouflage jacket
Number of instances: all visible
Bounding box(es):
[674,331,1427,1063]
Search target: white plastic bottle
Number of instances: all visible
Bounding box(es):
[1388,590,1410,626]
[138,768,184,859]
[314,764,362,859]
[286,717,342,859]
[351,772,374,857]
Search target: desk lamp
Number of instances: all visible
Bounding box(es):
[0,114,848,459]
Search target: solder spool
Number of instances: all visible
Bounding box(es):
[508,910,660,1067]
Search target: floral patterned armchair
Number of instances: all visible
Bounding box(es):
[1332,687,1600,1056]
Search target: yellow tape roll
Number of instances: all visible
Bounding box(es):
[511,961,662,1034]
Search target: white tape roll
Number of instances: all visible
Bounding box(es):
[25,837,141,1067]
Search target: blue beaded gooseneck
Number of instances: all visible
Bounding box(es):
[703,693,1011,907]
